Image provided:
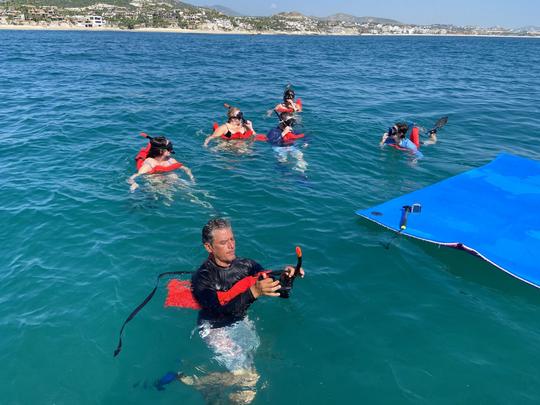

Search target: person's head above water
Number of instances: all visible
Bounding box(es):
[279,112,296,128]
[202,218,236,267]
[148,136,175,159]
[389,122,409,139]
[283,88,295,102]
[227,106,244,123]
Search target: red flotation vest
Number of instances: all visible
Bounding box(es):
[213,123,268,142]
[410,127,420,148]
[275,98,303,113]
[282,132,305,143]
[164,271,270,309]
[135,143,183,174]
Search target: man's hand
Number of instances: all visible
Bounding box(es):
[250,274,281,299]
[282,265,305,279]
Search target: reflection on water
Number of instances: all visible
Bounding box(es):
[210,140,257,156]
[135,173,216,209]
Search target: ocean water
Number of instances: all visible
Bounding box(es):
[1,30,540,404]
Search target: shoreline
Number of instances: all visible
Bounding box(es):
[0,24,538,39]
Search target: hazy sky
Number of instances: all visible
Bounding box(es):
[185,0,540,28]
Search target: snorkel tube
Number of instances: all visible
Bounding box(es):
[278,246,303,298]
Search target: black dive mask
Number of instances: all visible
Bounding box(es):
[283,89,295,101]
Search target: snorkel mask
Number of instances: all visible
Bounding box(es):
[150,138,175,154]
[283,89,295,101]
[229,111,247,124]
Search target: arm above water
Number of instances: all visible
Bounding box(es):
[128,162,152,192]
[380,132,390,147]
[204,124,227,147]
[180,165,195,183]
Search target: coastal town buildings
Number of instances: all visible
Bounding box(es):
[0,1,538,36]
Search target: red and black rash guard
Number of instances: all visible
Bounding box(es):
[191,257,264,328]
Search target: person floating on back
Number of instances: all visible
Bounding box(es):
[129,134,194,192]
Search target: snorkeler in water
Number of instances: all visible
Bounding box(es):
[380,117,448,158]
[380,122,424,158]
[203,105,259,148]
[273,85,302,114]
[129,134,194,192]
[180,218,304,404]
[113,218,305,403]
[266,111,308,172]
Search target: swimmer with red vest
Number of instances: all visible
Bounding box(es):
[272,85,302,114]
[267,111,308,172]
[129,134,194,192]
[113,218,305,402]
[177,218,304,402]
[379,117,447,159]
[204,105,266,147]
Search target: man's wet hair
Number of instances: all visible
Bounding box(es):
[202,218,231,245]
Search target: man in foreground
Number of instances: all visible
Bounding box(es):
[179,218,304,404]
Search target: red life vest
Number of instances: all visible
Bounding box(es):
[282,132,305,143]
[212,123,268,142]
[164,271,270,309]
[275,98,303,113]
[135,143,183,174]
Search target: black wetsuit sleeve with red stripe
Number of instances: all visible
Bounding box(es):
[191,257,264,327]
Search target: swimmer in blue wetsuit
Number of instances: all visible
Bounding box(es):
[380,122,424,159]
[267,112,308,172]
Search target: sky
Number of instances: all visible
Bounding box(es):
[185,0,540,29]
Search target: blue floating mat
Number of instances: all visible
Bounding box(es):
[356,153,540,288]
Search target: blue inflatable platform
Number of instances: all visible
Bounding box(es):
[356,154,540,288]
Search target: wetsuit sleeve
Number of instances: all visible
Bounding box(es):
[192,268,257,317]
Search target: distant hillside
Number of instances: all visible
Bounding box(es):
[323,13,402,25]
[204,4,242,16]
[273,11,309,19]
[514,25,540,32]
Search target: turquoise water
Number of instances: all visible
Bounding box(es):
[1,31,540,404]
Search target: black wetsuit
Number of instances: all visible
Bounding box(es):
[191,257,264,328]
